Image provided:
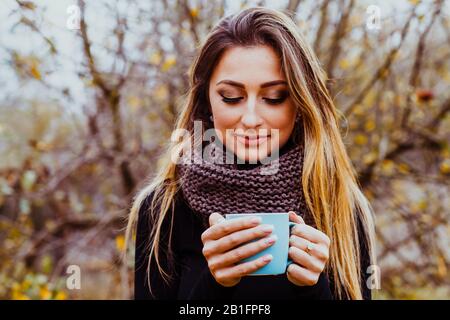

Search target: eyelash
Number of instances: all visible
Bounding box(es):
[220,95,288,105]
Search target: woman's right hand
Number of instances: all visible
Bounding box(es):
[200,212,277,287]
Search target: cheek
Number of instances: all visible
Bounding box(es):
[209,97,239,144]
[210,99,240,128]
[266,105,296,135]
[212,109,240,128]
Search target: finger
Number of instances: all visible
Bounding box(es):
[201,215,262,242]
[289,234,309,251]
[288,246,323,273]
[288,211,305,224]
[216,254,273,280]
[208,224,274,254]
[289,235,329,262]
[286,263,320,287]
[209,212,225,226]
[290,223,330,246]
[209,234,277,270]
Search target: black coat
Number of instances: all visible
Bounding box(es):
[134,190,372,300]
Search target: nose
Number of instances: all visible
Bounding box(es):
[240,96,263,128]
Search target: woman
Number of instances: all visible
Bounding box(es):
[126,7,376,300]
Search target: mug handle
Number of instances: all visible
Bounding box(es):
[287,222,299,266]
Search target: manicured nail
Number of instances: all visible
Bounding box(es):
[263,254,273,262]
[250,217,262,225]
[289,235,294,244]
[265,235,277,245]
[260,224,274,233]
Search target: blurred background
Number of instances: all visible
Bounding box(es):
[0,0,449,300]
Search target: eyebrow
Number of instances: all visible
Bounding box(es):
[216,79,287,89]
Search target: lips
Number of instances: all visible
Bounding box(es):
[234,134,270,147]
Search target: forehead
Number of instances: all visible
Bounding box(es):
[210,45,285,85]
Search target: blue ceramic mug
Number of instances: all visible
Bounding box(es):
[224,212,300,275]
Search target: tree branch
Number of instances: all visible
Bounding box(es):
[343,7,417,117]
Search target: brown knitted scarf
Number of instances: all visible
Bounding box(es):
[176,139,314,226]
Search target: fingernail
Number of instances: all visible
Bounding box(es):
[265,235,277,245]
[250,217,262,225]
[260,224,273,233]
[263,254,273,262]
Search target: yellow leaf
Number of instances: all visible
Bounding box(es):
[154,85,168,102]
[19,1,37,10]
[339,59,350,70]
[127,96,141,111]
[409,0,420,5]
[30,63,41,80]
[398,163,410,174]
[363,152,377,165]
[161,56,176,72]
[439,159,450,174]
[364,120,376,132]
[352,104,364,116]
[82,78,95,87]
[436,255,448,278]
[115,234,125,252]
[12,282,20,292]
[55,291,67,300]
[353,104,370,116]
[147,112,158,122]
[20,279,32,291]
[149,51,162,65]
[420,214,432,224]
[12,292,30,300]
[354,134,368,145]
[381,159,395,175]
[36,141,52,152]
[343,84,353,95]
[412,199,427,212]
[190,7,199,18]
[39,286,52,300]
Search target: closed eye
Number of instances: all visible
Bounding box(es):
[220,94,289,105]
[220,94,243,104]
[263,97,288,105]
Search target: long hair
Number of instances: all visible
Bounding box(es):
[126,7,376,299]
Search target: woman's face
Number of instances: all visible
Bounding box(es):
[208,45,297,163]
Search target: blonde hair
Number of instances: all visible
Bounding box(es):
[126,7,376,299]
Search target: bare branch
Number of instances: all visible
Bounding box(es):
[325,0,355,82]
[343,7,417,117]
[401,0,444,128]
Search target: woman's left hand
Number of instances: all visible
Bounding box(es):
[286,211,331,286]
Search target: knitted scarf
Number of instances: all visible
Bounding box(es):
[176,139,314,227]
